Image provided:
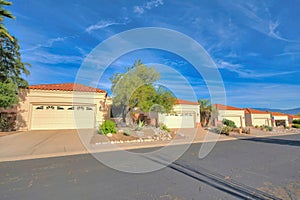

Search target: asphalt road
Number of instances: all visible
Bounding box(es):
[1,134,299,200]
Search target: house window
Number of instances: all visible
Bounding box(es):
[36,106,44,110]
[68,107,74,110]
[86,107,93,111]
[46,106,55,110]
[57,106,64,110]
[77,106,84,110]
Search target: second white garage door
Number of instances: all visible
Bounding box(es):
[30,105,95,130]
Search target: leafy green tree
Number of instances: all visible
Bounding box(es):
[0,81,18,108]
[198,99,212,127]
[0,1,30,108]
[297,113,300,117]
[110,60,160,121]
[110,60,175,122]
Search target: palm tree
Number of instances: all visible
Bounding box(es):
[0,0,15,41]
[198,99,212,127]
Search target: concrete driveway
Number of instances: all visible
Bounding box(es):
[0,130,88,161]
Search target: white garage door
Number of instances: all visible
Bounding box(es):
[31,105,95,130]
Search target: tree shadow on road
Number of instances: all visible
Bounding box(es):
[241,137,300,147]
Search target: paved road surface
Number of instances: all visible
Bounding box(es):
[1,134,299,199]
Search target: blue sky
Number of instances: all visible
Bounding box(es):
[4,0,300,109]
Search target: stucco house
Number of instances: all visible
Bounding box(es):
[212,104,245,128]
[244,108,272,127]
[158,99,200,128]
[268,112,289,127]
[287,114,300,125]
[17,83,111,131]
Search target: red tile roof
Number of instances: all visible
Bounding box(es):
[175,99,199,105]
[214,104,243,110]
[287,114,300,119]
[244,108,269,114]
[29,83,106,93]
[268,111,287,116]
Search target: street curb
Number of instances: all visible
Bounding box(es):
[0,132,299,162]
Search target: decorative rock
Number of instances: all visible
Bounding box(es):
[106,133,112,137]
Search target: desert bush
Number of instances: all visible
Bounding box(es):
[254,125,259,128]
[261,125,273,131]
[123,130,131,136]
[99,120,117,135]
[292,119,300,124]
[217,126,231,135]
[292,124,300,129]
[160,123,170,132]
[222,119,237,128]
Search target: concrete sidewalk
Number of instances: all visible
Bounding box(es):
[0,128,298,162]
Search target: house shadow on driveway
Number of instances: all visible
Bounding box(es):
[240,136,300,147]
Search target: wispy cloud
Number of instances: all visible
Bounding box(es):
[223,1,294,42]
[223,82,300,109]
[133,0,164,14]
[22,36,71,52]
[85,19,128,33]
[217,60,295,78]
[24,50,83,65]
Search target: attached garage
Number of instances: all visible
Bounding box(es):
[212,104,246,128]
[244,108,271,127]
[17,83,111,131]
[30,105,96,130]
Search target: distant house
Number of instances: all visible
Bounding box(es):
[244,108,271,127]
[268,112,289,127]
[17,83,111,131]
[287,114,300,125]
[158,99,200,128]
[212,104,245,127]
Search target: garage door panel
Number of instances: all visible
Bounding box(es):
[31,105,95,130]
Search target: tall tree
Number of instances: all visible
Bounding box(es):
[0,0,14,41]
[110,60,175,122]
[0,1,30,108]
[110,60,160,122]
[198,99,212,127]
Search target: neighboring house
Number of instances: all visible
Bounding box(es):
[17,83,111,131]
[212,104,245,128]
[244,108,271,127]
[268,112,289,127]
[287,114,300,125]
[158,99,200,128]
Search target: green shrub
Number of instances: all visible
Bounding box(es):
[254,125,259,128]
[266,126,273,131]
[261,125,273,131]
[292,119,300,124]
[292,124,300,129]
[160,123,170,132]
[99,120,116,135]
[222,119,237,128]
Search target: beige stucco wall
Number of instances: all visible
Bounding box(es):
[17,89,110,131]
[173,104,200,123]
[217,110,245,127]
